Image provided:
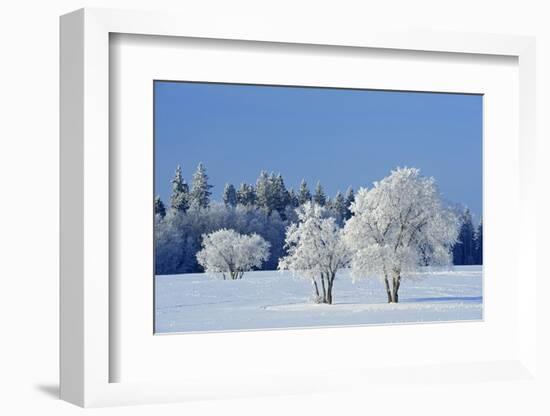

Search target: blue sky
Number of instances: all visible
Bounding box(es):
[154,81,482,219]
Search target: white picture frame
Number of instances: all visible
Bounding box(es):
[60,7,538,408]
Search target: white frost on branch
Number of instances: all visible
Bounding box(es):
[197,229,270,280]
[343,167,459,303]
[278,202,351,304]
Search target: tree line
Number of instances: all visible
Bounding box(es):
[155,163,355,224]
[155,163,482,278]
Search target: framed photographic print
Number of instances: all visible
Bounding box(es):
[153,81,483,334]
[60,8,539,408]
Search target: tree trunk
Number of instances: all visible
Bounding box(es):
[320,275,327,303]
[384,277,392,303]
[391,274,401,303]
[326,272,335,304]
[312,279,320,298]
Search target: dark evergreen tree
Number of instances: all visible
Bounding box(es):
[298,180,312,205]
[154,195,166,218]
[344,187,355,220]
[453,208,475,265]
[474,221,483,265]
[236,183,256,206]
[313,181,327,206]
[190,162,213,209]
[170,165,190,213]
[222,183,237,207]
[288,189,300,208]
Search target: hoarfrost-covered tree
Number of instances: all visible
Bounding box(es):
[155,202,285,275]
[298,179,312,205]
[255,171,272,212]
[154,195,166,218]
[223,183,237,207]
[344,167,458,303]
[331,191,347,226]
[190,162,213,209]
[279,202,351,304]
[170,165,190,213]
[255,171,290,216]
[313,181,327,206]
[197,229,270,280]
[271,173,290,217]
[236,183,256,206]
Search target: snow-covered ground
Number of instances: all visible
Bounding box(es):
[155,266,482,333]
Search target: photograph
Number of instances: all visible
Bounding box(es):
[153,81,483,334]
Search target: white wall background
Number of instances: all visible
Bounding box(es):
[0,1,548,415]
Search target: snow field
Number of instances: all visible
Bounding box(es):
[155,265,482,333]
